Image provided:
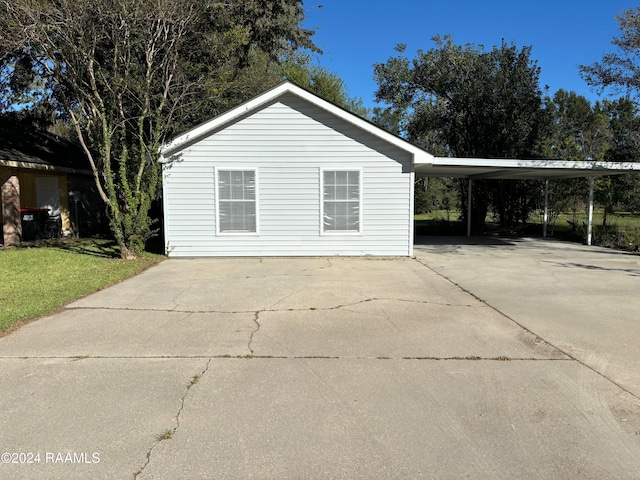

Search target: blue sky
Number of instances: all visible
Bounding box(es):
[303,0,638,109]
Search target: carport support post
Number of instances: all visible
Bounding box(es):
[587,177,595,246]
[543,179,549,238]
[467,179,473,237]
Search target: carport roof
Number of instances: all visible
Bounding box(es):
[416,157,640,180]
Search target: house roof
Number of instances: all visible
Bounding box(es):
[416,157,640,180]
[160,81,435,165]
[0,116,91,174]
[160,81,640,180]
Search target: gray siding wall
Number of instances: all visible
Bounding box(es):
[162,94,413,256]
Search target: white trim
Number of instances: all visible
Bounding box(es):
[160,81,434,167]
[161,164,171,255]
[433,158,640,170]
[587,177,595,246]
[416,157,640,180]
[467,179,473,237]
[320,167,363,236]
[543,179,549,238]
[214,167,260,236]
[409,171,415,256]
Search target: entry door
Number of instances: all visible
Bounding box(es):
[35,176,60,215]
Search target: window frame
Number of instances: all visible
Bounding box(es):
[320,168,363,235]
[214,167,259,235]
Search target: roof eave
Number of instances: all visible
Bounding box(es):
[0,159,93,175]
[415,157,640,180]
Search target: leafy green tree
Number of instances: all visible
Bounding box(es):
[540,91,611,233]
[543,89,610,161]
[604,98,640,163]
[414,177,458,216]
[282,52,368,117]
[373,37,548,231]
[542,91,640,235]
[600,98,640,216]
[580,7,640,217]
[1,0,317,258]
[580,7,640,100]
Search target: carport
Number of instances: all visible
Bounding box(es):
[415,158,640,245]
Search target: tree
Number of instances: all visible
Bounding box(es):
[1,0,317,258]
[540,91,612,234]
[414,177,458,216]
[373,36,548,231]
[541,91,640,237]
[580,8,640,217]
[600,98,640,217]
[580,7,640,101]
[282,52,368,117]
[542,90,606,162]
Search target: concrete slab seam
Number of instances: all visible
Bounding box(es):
[133,357,212,480]
[63,296,479,316]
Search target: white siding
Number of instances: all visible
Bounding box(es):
[162,94,413,256]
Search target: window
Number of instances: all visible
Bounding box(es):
[322,170,360,233]
[35,176,61,216]
[217,169,257,233]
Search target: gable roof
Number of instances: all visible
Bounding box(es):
[159,82,640,180]
[0,116,91,174]
[160,81,434,165]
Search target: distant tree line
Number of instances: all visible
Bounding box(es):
[372,10,640,235]
[2,2,640,253]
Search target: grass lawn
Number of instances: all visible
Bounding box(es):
[0,238,164,334]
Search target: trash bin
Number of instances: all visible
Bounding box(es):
[20,208,49,241]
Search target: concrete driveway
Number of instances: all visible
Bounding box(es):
[414,236,640,399]
[0,240,639,479]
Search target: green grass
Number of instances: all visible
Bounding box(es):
[415,211,471,236]
[0,239,164,334]
[540,211,640,251]
[536,210,640,230]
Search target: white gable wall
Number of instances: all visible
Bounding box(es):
[162,94,413,256]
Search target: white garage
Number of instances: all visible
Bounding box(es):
[160,82,432,257]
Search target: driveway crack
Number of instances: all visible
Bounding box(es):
[267,286,308,310]
[133,358,212,480]
[248,311,261,355]
[66,296,476,315]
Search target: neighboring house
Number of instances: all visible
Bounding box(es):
[0,117,101,246]
[160,82,433,257]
